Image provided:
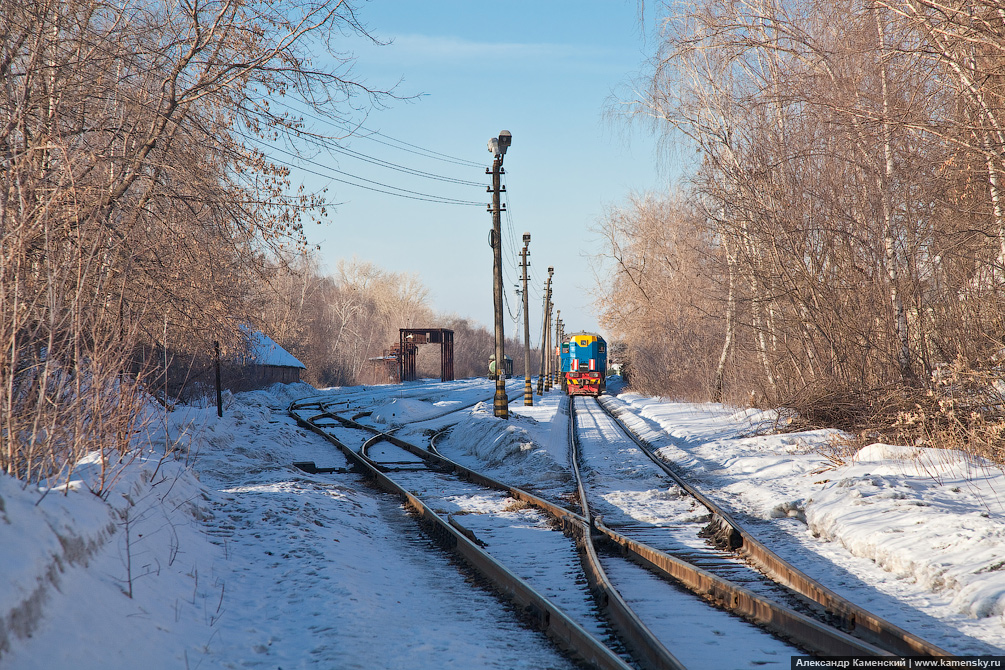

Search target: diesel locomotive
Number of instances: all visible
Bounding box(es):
[561,332,607,396]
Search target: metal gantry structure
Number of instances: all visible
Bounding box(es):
[398,329,455,382]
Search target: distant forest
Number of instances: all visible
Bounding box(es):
[262,255,537,387]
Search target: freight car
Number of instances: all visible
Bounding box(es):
[563,332,606,396]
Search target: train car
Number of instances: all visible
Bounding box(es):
[564,332,606,396]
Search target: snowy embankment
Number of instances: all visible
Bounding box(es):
[2,380,1005,668]
[608,393,1005,649]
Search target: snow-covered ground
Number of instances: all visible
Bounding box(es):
[3,378,1005,668]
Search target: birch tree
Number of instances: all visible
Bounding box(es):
[624,0,945,401]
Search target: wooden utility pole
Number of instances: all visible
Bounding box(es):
[521,233,533,406]
[546,299,554,389]
[544,270,554,392]
[487,131,512,419]
[537,267,553,395]
[553,309,561,388]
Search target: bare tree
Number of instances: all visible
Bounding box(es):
[621,0,956,402]
[1,0,394,485]
[592,191,727,399]
[256,257,438,386]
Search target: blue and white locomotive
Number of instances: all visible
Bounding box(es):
[561,331,607,396]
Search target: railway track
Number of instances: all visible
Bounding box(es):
[289,390,636,670]
[288,387,949,669]
[582,395,948,658]
[570,395,950,660]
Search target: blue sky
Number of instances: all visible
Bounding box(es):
[293,1,669,341]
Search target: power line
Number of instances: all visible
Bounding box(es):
[276,100,484,169]
[499,171,525,323]
[309,138,485,187]
[236,128,485,206]
[281,114,486,187]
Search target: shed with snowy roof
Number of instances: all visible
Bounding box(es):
[240,328,306,386]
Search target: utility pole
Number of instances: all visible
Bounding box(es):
[521,233,533,406]
[560,317,566,387]
[556,316,566,392]
[487,131,512,419]
[553,309,561,388]
[537,266,553,395]
[544,296,553,391]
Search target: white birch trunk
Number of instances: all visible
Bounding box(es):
[713,235,735,402]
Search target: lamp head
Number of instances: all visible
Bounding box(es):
[497,130,512,155]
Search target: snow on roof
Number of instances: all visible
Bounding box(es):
[241,327,305,369]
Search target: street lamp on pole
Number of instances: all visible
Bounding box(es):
[488,130,512,419]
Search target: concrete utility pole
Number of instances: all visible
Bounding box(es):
[537,266,553,395]
[560,318,566,388]
[521,233,533,406]
[487,130,512,419]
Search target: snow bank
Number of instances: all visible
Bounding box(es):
[435,399,573,490]
[0,472,115,654]
[371,397,441,425]
[0,451,220,666]
[0,384,304,667]
[808,443,1005,619]
[613,392,1005,626]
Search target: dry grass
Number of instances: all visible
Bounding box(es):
[783,365,1005,466]
[502,498,535,513]
[808,433,861,475]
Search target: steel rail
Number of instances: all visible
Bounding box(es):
[594,395,950,658]
[336,396,901,660]
[288,400,635,670]
[411,398,890,660]
[570,397,893,659]
[292,392,918,665]
[302,398,684,669]
[568,397,688,670]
